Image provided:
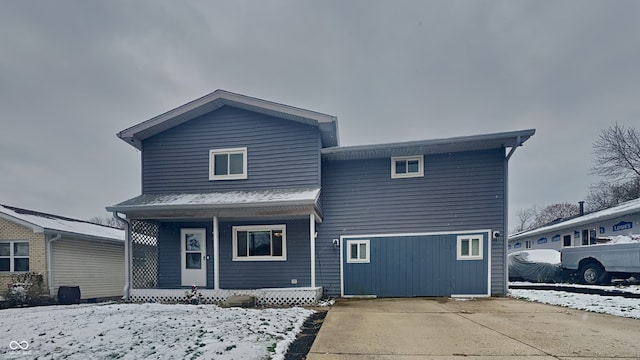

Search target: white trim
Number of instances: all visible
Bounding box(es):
[0,212,44,233]
[232,224,287,261]
[450,294,490,298]
[213,217,219,290]
[340,230,492,298]
[339,234,344,297]
[391,155,424,179]
[341,229,492,239]
[343,295,377,299]
[129,287,323,306]
[310,214,316,288]
[346,239,370,263]
[456,235,483,260]
[487,230,492,297]
[209,147,248,180]
[0,240,30,272]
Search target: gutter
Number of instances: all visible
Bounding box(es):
[46,234,62,297]
[113,212,131,301]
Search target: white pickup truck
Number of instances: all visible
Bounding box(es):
[560,242,640,285]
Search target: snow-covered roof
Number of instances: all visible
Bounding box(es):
[510,197,640,240]
[0,204,124,242]
[107,188,322,217]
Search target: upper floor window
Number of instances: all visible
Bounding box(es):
[0,241,29,272]
[209,147,247,180]
[391,156,424,178]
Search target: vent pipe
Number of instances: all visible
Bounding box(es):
[578,201,585,216]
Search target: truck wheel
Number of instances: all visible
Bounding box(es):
[580,263,607,285]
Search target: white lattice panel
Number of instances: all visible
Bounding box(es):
[129,287,322,306]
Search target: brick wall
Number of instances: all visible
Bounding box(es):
[0,218,48,293]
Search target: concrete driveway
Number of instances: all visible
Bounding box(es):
[308,297,640,359]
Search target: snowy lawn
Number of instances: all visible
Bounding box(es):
[510,289,640,319]
[2,302,313,359]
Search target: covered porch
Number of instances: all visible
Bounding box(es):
[107,188,323,306]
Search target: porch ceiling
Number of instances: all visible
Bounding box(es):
[106,188,322,221]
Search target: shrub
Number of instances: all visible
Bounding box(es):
[4,272,47,307]
[184,285,204,305]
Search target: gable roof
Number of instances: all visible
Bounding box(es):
[0,204,124,242]
[509,197,640,240]
[117,89,339,149]
[321,129,536,160]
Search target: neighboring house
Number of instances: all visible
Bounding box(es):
[107,89,535,305]
[0,204,125,301]
[508,198,640,252]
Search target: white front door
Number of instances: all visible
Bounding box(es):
[181,228,207,287]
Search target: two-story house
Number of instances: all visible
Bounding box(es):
[107,90,535,305]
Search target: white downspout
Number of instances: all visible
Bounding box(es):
[47,234,62,297]
[113,212,131,300]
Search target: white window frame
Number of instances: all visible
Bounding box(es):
[346,239,370,263]
[0,240,30,272]
[457,235,483,260]
[209,147,248,180]
[232,225,287,261]
[391,155,424,179]
[525,240,533,249]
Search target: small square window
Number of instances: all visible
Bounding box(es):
[209,147,247,180]
[457,235,483,260]
[346,240,370,263]
[391,156,424,178]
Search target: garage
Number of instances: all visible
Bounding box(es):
[341,231,490,297]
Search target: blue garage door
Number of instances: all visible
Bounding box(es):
[342,232,489,297]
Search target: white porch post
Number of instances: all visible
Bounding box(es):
[310,214,316,288]
[213,216,220,290]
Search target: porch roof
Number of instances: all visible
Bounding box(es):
[106,188,322,220]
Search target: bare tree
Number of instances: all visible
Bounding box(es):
[513,207,537,233]
[591,123,640,180]
[587,124,640,210]
[512,202,579,233]
[586,178,640,211]
[531,202,579,229]
[88,215,126,229]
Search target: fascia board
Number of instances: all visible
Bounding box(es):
[0,212,45,233]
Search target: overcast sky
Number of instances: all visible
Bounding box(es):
[1,1,639,230]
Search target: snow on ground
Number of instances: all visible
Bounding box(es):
[1,303,313,359]
[510,289,640,319]
[509,281,640,294]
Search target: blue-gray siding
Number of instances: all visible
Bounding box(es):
[156,219,311,289]
[142,106,322,193]
[343,234,489,297]
[317,149,506,297]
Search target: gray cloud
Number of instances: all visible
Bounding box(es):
[1,0,639,228]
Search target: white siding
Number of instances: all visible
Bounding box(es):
[51,238,124,299]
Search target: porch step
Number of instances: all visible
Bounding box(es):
[224,295,256,308]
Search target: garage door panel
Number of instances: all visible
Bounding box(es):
[343,232,489,297]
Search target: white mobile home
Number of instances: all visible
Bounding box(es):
[508,198,640,252]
